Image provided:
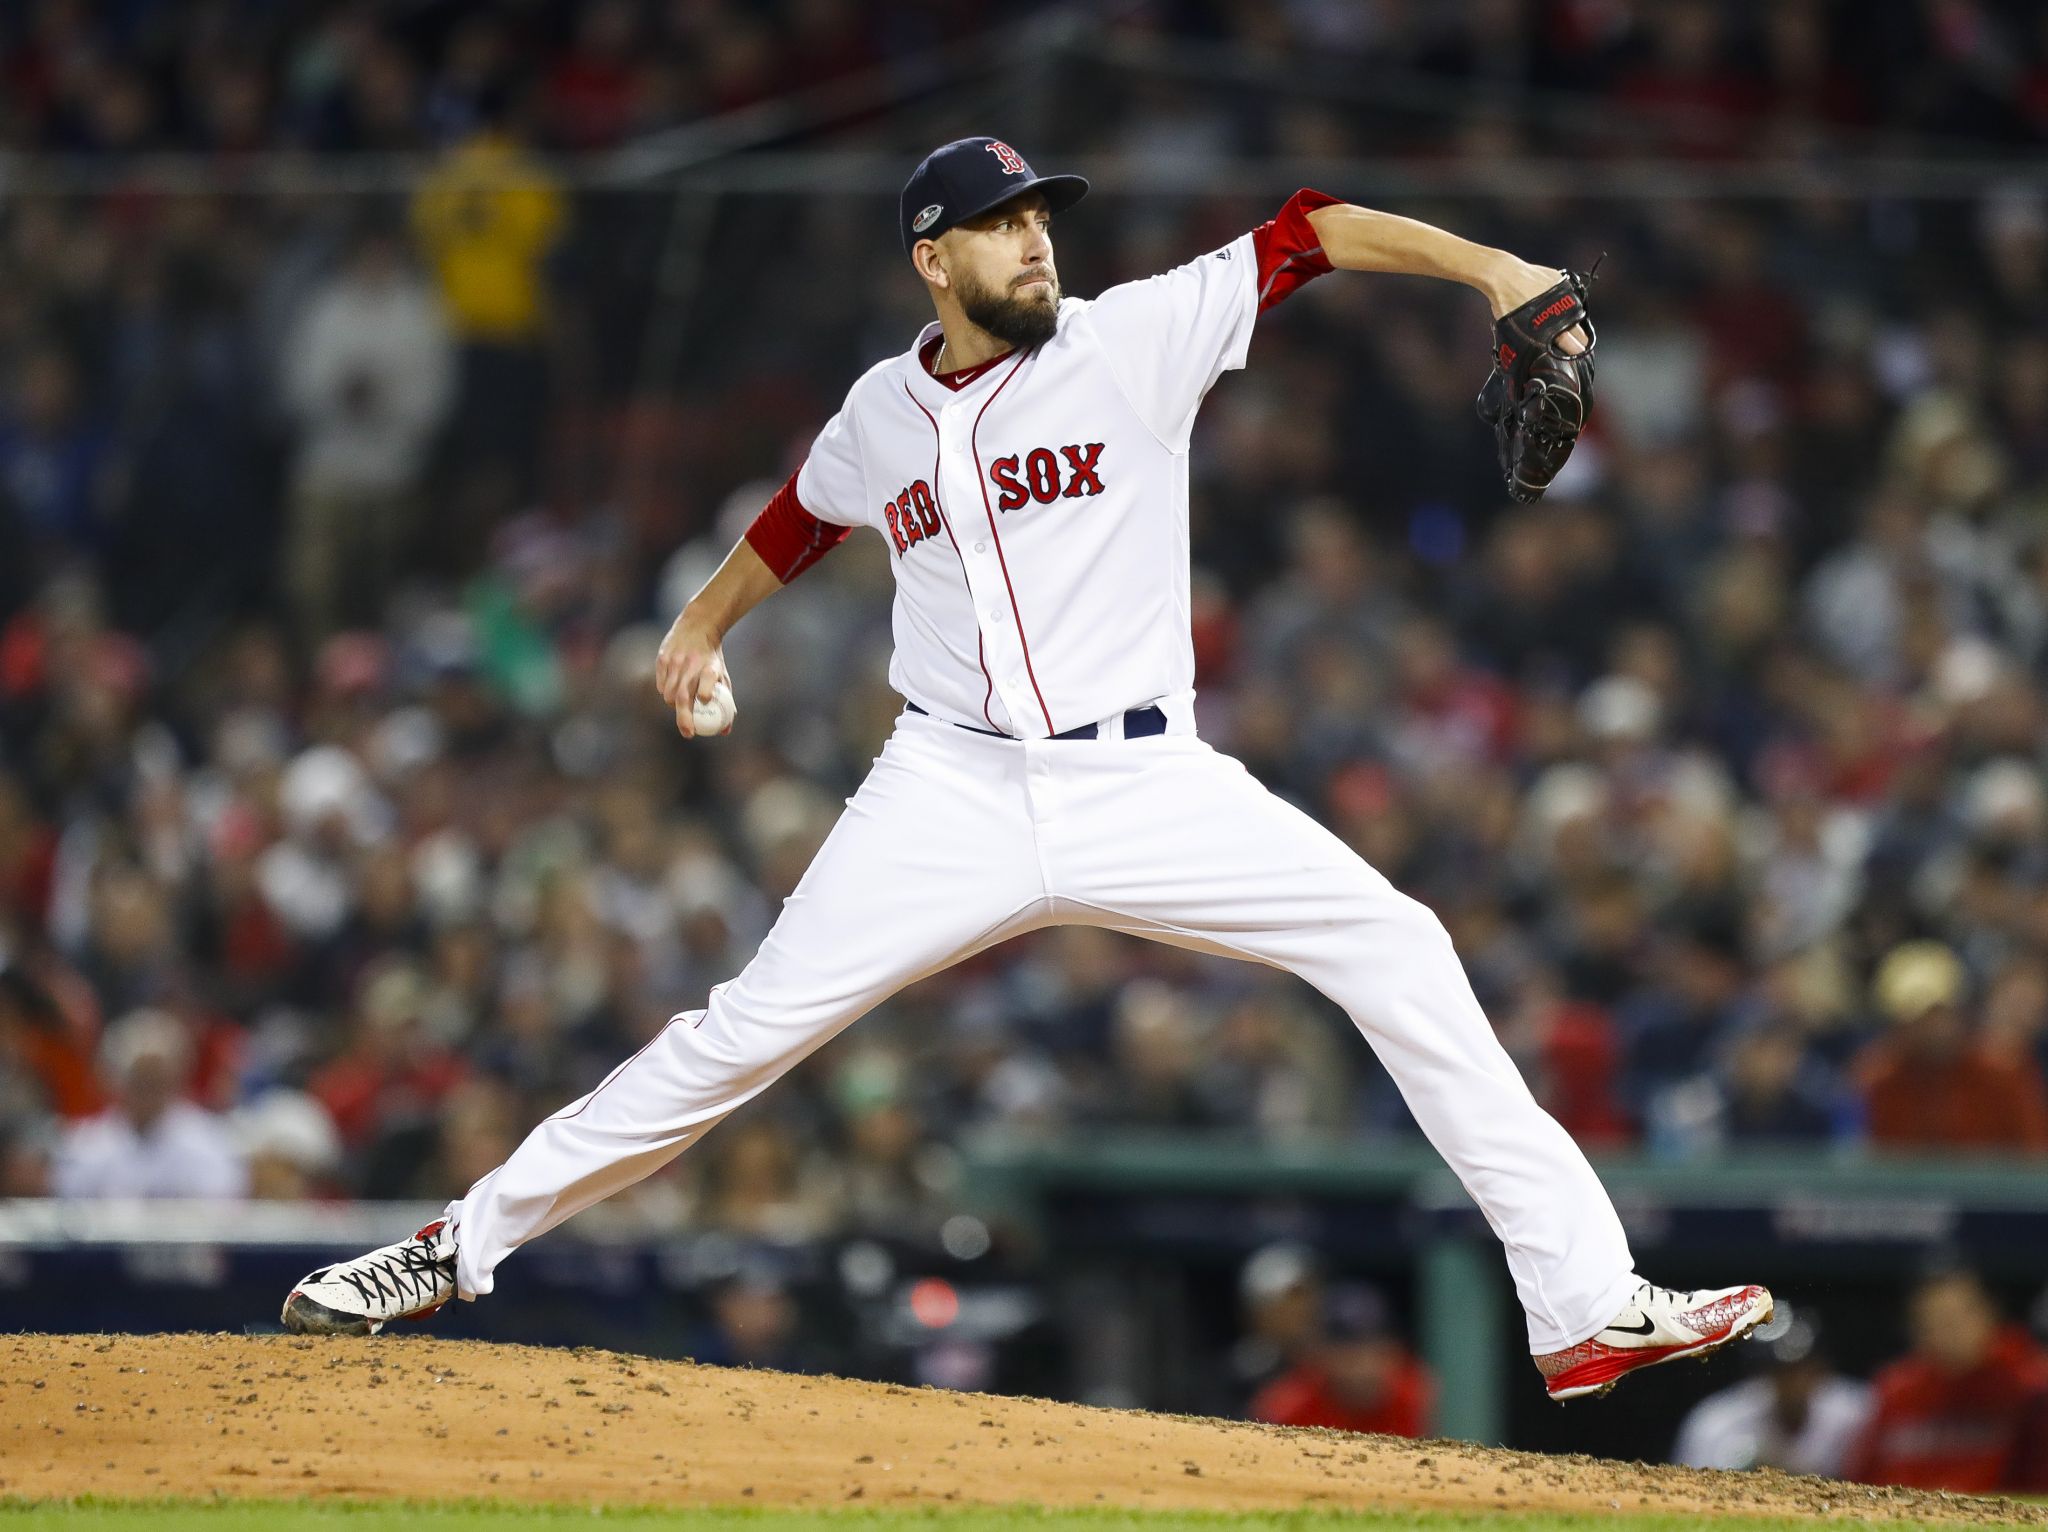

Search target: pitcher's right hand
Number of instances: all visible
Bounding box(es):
[655,606,733,739]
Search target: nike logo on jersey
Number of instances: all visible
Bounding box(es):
[989,442,1107,513]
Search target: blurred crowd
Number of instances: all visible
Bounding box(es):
[7,0,2048,158]
[1239,1249,2048,1496]
[0,0,2045,1305]
[1674,1266,2048,1495]
[1,0,914,156]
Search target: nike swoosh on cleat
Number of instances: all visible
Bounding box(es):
[1602,1317,1657,1337]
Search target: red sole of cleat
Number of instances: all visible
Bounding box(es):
[1547,1298,1774,1402]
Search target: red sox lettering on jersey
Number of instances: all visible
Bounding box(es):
[989,443,1107,511]
[885,444,1107,556]
[744,189,1341,737]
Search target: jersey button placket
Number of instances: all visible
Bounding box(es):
[938,404,1033,730]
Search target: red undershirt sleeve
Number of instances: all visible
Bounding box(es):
[1250,188,1343,312]
[743,470,852,584]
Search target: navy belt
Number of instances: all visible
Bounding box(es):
[907,700,1167,741]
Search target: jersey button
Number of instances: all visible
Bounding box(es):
[973,541,986,553]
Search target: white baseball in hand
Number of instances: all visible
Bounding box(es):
[690,678,736,735]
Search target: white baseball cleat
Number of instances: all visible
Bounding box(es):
[1536,1280,1774,1402]
[281,1218,458,1335]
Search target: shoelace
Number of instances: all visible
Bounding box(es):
[1614,1281,1697,1330]
[335,1237,453,1311]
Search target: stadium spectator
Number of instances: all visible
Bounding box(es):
[1620,917,1755,1127]
[689,1116,837,1243]
[1095,981,1214,1130]
[544,0,644,151]
[1713,1023,1845,1146]
[828,1046,958,1242]
[75,863,181,1020]
[51,1009,246,1200]
[1248,1284,1434,1438]
[306,961,467,1157]
[409,109,564,514]
[1230,1242,1326,1407]
[0,345,109,559]
[1196,984,1351,1142]
[232,1089,345,1201]
[420,1076,521,1201]
[1673,1308,1872,1476]
[1848,1267,2048,1493]
[1983,955,2048,1080]
[1499,978,1633,1147]
[280,223,454,646]
[0,955,100,1123]
[1856,942,2048,1153]
[689,1256,816,1373]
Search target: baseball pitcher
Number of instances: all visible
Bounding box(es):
[285,138,1769,1403]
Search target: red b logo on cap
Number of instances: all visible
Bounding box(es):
[986,141,1026,175]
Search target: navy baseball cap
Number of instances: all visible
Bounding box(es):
[900,136,1088,256]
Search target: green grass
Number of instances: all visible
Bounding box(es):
[0,1503,1954,1532]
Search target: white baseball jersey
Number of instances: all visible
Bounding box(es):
[745,189,1342,738]
[446,188,1641,1357]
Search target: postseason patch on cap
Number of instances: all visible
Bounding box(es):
[912,203,944,234]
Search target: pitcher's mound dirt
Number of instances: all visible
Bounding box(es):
[0,1333,2036,1522]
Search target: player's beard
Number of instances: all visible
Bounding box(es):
[958,267,1060,351]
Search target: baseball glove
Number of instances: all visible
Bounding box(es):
[1475,262,1600,504]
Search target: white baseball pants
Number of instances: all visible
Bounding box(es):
[447,708,1636,1352]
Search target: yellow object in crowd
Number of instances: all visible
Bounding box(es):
[411,132,565,343]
